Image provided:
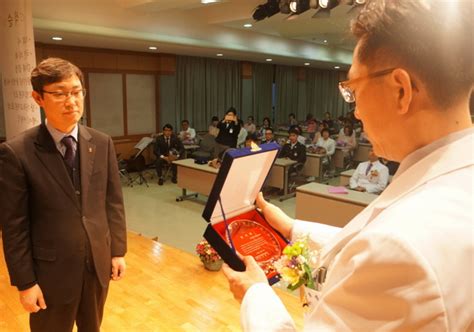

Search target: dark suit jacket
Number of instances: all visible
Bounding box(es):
[279,142,307,165]
[0,124,127,305]
[215,121,240,148]
[153,134,184,158]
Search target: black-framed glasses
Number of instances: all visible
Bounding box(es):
[338,68,396,103]
[42,89,87,101]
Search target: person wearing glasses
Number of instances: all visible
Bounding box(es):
[0,57,127,332]
[223,1,473,331]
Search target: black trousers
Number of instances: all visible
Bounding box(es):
[155,158,177,179]
[29,266,109,332]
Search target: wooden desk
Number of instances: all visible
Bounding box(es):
[173,159,218,202]
[302,153,325,181]
[340,169,393,187]
[266,158,297,200]
[353,142,372,163]
[296,182,378,227]
[0,232,303,331]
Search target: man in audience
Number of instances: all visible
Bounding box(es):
[244,133,259,148]
[154,124,184,185]
[279,128,306,169]
[223,1,473,330]
[179,119,196,145]
[261,127,276,144]
[0,57,127,332]
[349,148,389,194]
[215,107,240,156]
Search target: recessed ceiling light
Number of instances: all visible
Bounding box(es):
[334,66,340,69]
[304,62,310,66]
[201,0,219,3]
[266,58,272,62]
[216,53,224,57]
[323,39,328,43]
[148,46,158,50]
[243,23,253,28]
[51,36,62,41]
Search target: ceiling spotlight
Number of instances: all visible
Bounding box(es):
[334,66,340,69]
[253,0,280,21]
[243,23,253,28]
[319,0,338,9]
[216,53,224,57]
[324,39,328,43]
[266,58,273,62]
[51,36,63,41]
[148,46,157,50]
[201,0,219,4]
[304,62,310,66]
[289,0,310,14]
[355,0,366,4]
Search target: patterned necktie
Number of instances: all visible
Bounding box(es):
[166,137,170,147]
[365,162,373,175]
[61,135,76,169]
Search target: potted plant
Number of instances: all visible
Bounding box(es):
[195,239,223,271]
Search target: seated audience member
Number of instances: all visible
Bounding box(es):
[244,116,256,134]
[237,119,248,148]
[215,107,240,156]
[337,125,357,168]
[289,125,306,145]
[288,113,298,127]
[311,121,328,145]
[179,119,196,144]
[261,127,276,144]
[323,112,335,132]
[279,128,307,168]
[154,124,185,185]
[314,128,336,174]
[350,148,389,194]
[244,133,259,148]
[306,119,317,140]
[208,116,220,137]
[258,117,271,138]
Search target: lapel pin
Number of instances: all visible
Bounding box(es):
[89,147,92,153]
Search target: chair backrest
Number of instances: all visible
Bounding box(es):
[198,134,216,153]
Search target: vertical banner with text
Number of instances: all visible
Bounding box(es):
[0,0,40,140]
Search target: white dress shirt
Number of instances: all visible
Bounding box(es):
[349,160,389,194]
[315,137,336,156]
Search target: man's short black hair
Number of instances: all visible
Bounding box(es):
[289,113,296,118]
[288,128,299,136]
[211,116,219,122]
[226,107,237,116]
[163,124,173,131]
[181,119,189,124]
[265,127,274,133]
[321,128,330,135]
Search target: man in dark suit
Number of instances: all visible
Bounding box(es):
[0,58,127,332]
[279,128,307,165]
[154,123,184,185]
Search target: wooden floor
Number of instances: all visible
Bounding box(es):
[1,232,303,331]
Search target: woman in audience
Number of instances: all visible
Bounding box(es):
[311,121,328,145]
[244,116,256,134]
[237,119,248,147]
[258,117,271,138]
[208,116,219,137]
[315,128,336,176]
[337,125,357,168]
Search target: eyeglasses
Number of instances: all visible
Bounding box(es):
[338,68,395,103]
[42,89,87,101]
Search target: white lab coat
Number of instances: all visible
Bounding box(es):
[241,129,474,331]
[349,160,389,194]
